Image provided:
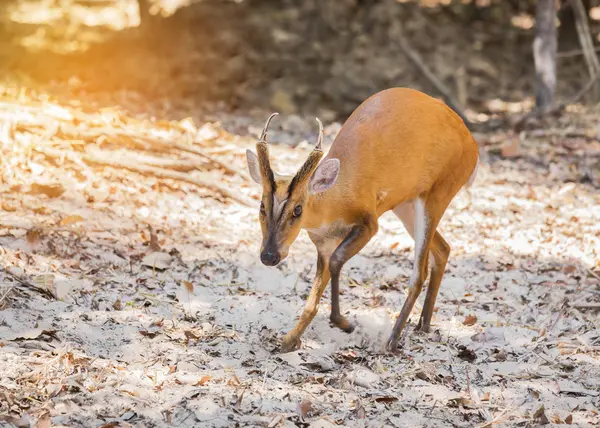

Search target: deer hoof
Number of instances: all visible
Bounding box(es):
[330,315,355,333]
[280,334,301,353]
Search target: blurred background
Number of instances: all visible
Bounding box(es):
[1,0,600,124]
[0,2,599,426]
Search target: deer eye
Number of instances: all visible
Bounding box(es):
[292,205,302,218]
[260,201,266,215]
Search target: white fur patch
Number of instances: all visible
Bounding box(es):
[272,196,288,219]
[410,198,428,284]
[466,159,479,187]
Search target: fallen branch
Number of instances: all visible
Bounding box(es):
[570,302,600,310]
[86,146,200,172]
[58,126,250,181]
[36,146,254,207]
[569,0,600,99]
[0,267,54,299]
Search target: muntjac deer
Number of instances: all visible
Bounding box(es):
[246,88,479,352]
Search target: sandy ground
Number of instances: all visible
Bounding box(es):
[0,97,599,427]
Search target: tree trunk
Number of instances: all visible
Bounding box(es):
[533,0,557,113]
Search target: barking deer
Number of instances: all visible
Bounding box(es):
[246,88,479,352]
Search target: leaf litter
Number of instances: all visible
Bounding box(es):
[0,90,598,427]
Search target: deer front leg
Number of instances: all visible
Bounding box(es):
[329,218,378,333]
[281,253,330,353]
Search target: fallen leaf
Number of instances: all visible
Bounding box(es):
[26,229,41,246]
[565,414,573,424]
[30,183,65,198]
[141,252,172,271]
[150,318,164,327]
[457,345,476,362]
[113,299,122,310]
[501,138,520,158]
[355,402,366,419]
[32,274,55,291]
[139,330,159,339]
[533,405,549,425]
[492,349,507,361]
[227,375,241,386]
[184,330,199,341]
[6,328,57,341]
[463,315,478,326]
[183,280,194,293]
[447,396,475,408]
[194,375,212,386]
[297,399,313,419]
[36,413,51,428]
[59,215,84,226]
[2,201,17,212]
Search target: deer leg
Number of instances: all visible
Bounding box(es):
[417,231,450,332]
[387,198,440,351]
[281,253,330,353]
[329,217,378,332]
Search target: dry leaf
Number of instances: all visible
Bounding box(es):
[141,252,172,270]
[457,345,476,362]
[463,315,478,326]
[2,201,17,212]
[6,328,57,341]
[184,330,199,341]
[139,330,159,338]
[59,215,84,226]
[30,182,65,198]
[150,318,164,327]
[113,299,122,310]
[183,280,194,293]
[194,375,212,386]
[227,375,241,386]
[565,414,573,424]
[36,413,52,428]
[355,402,366,419]
[501,138,520,158]
[26,229,41,246]
[32,274,55,291]
[493,349,507,361]
[297,399,313,418]
[533,405,550,425]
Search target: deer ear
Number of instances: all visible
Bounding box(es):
[309,159,340,194]
[246,149,262,185]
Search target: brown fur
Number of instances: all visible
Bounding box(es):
[252,88,479,353]
[288,149,324,195]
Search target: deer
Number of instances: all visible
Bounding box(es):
[245,88,479,353]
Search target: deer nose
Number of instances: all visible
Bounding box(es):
[260,251,280,266]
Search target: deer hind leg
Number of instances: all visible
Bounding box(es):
[417,231,450,332]
[387,195,448,351]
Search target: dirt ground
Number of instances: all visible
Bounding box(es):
[0,83,599,428]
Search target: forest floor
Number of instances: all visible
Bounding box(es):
[0,84,599,428]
